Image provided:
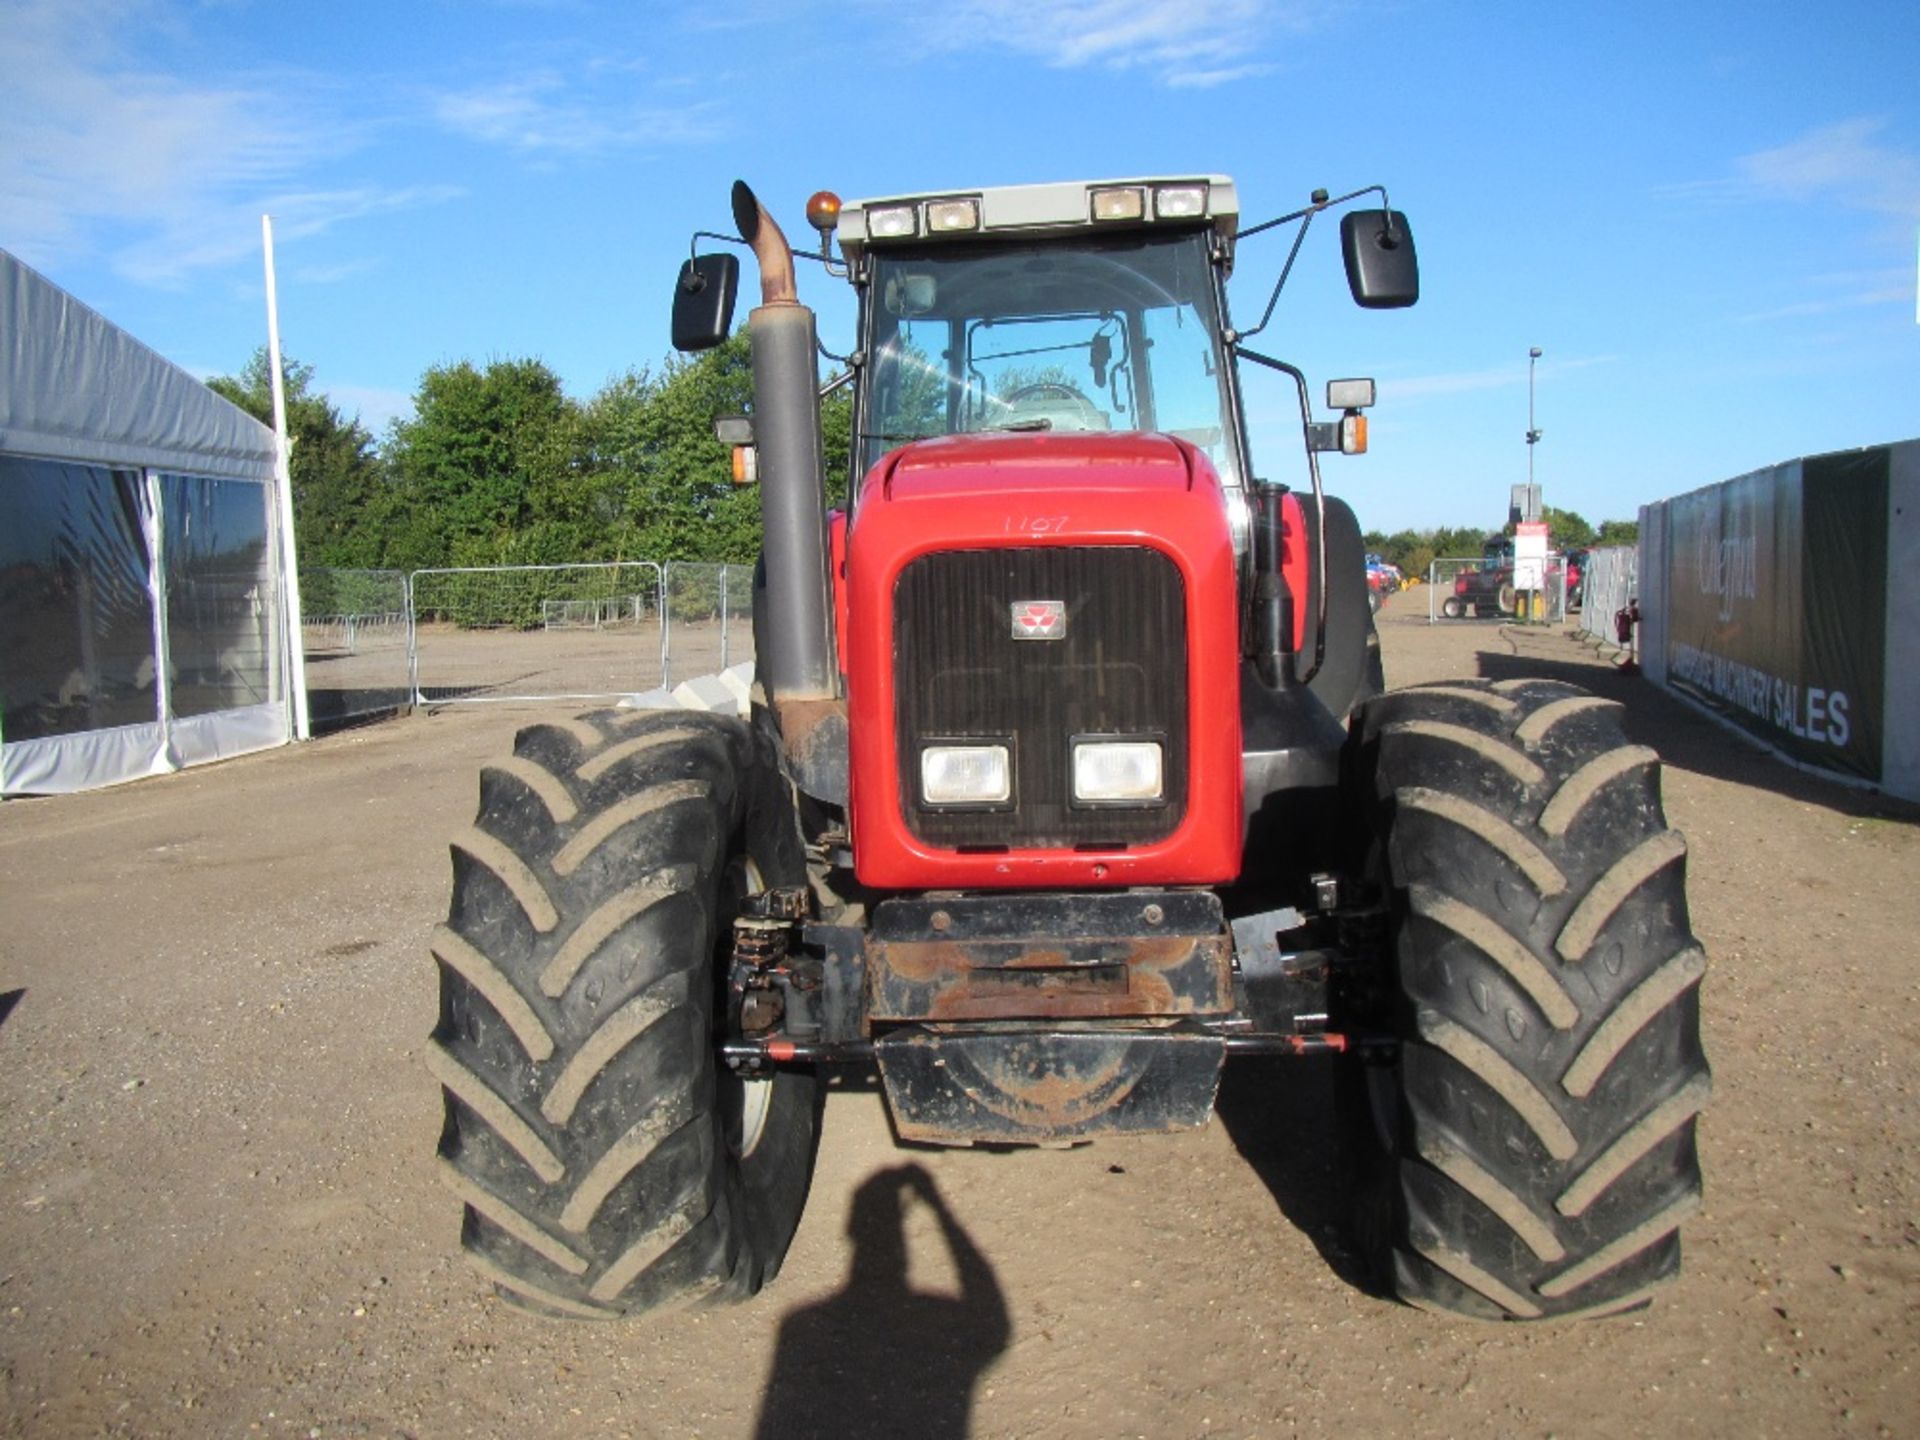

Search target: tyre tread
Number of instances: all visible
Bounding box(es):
[1349,678,1711,1321]
[431,714,819,1318]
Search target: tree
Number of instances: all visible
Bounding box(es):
[382,358,580,569]
[1541,505,1596,552]
[206,349,386,568]
[581,331,857,560]
[1595,517,1639,546]
[580,334,759,562]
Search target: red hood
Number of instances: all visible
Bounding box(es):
[866,430,1210,504]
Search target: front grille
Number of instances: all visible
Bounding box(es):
[895,546,1188,848]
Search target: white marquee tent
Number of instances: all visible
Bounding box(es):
[1,248,301,795]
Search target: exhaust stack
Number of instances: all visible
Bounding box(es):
[732,181,845,799]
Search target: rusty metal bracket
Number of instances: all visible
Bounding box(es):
[867,890,1232,1024]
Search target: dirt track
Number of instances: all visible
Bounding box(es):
[2,591,1916,1439]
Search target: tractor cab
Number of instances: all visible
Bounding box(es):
[838,181,1250,527]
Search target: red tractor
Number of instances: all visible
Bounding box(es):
[430,176,1708,1322]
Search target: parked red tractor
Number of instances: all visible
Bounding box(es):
[430,175,1708,1322]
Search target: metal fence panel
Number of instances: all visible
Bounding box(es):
[407,562,665,705]
[298,568,411,725]
[1579,545,1637,643]
[662,562,756,686]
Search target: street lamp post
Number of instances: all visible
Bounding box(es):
[1527,346,1543,492]
[1522,346,1545,623]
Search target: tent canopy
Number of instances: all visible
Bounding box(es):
[1,248,296,795]
[2,251,276,480]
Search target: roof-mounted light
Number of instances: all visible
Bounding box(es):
[1154,184,1208,219]
[926,198,980,233]
[1090,186,1146,222]
[867,204,919,239]
[805,190,843,236]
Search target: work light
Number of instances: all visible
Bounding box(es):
[925,199,981,233]
[1090,187,1146,222]
[867,205,919,239]
[1154,185,1207,218]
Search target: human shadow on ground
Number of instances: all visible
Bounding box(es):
[752,1163,1009,1440]
[1212,1055,1381,1297]
[1471,640,1919,824]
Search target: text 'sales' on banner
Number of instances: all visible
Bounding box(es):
[1664,451,1886,783]
[1799,449,1887,783]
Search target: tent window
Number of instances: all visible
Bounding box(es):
[159,474,278,718]
[0,455,159,741]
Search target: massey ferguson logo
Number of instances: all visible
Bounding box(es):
[1011,600,1067,640]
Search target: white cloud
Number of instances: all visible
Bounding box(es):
[1165,62,1277,90]
[0,0,457,283]
[431,71,723,156]
[1735,266,1912,322]
[288,258,383,287]
[1386,354,1620,402]
[114,185,466,286]
[904,0,1326,87]
[1663,118,1920,218]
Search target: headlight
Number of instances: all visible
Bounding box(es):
[921,744,1011,805]
[867,204,919,239]
[925,198,980,233]
[1154,184,1207,219]
[1090,186,1145,222]
[1073,741,1163,803]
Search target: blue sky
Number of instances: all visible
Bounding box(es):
[4,0,1916,532]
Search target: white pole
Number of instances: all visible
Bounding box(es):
[263,214,312,740]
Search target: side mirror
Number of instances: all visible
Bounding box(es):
[671,253,739,352]
[1340,210,1419,309]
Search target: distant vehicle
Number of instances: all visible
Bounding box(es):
[1364,552,1405,595]
[1564,547,1589,608]
[1441,535,1579,618]
[1443,559,1516,618]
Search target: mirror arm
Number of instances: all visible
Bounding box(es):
[1236,210,1317,343]
[690,230,750,263]
[819,356,861,393]
[689,231,848,279]
[1233,183,1401,342]
[1238,183,1390,242]
[1231,345,1329,685]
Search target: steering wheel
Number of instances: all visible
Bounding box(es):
[1000,381,1108,430]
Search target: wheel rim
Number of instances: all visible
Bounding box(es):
[716,855,777,1162]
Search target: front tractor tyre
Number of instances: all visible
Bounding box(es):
[428,709,820,1318]
[1344,679,1710,1320]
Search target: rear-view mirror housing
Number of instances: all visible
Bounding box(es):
[1340,210,1419,309]
[672,253,739,352]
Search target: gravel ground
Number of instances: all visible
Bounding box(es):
[1,588,1915,1439]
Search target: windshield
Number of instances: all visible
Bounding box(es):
[858,229,1240,488]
